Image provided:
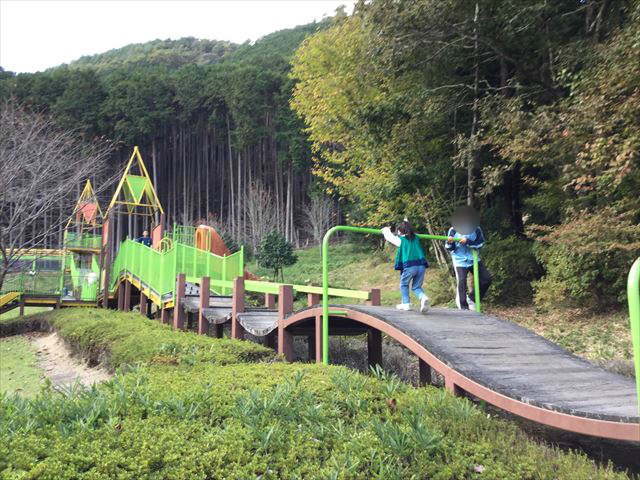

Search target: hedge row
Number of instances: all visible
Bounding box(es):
[0,309,630,479]
[51,308,273,370]
[0,311,52,337]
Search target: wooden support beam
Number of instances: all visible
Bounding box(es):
[161,307,170,325]
[419,359,433,386]
[307,293,320,307]
[19,298,25,317]
[117,284,125,311]
[314,312,323,363]
[264,293,276,309]
[198,276,210,335]
[123,280,131,311]
[277,284,294,361]
[445,377,461,397]
[140,291,148,317]
[368,288,381,306]
[173,273,186,330]
[231,277,245,340]
[367,328,383,368]
[265,331,276,350]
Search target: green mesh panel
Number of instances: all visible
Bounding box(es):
[125,175,148,203]
[108,231,244,305]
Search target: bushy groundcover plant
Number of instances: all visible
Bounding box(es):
[0,309,630,479]
[51,308,273,369]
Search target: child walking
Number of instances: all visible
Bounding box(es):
[382,219,430,312]
[444,207,492,310]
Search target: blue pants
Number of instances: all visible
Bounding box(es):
[400,265,426,304]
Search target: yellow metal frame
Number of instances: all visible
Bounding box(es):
[112,270,174,310]
[65,180,104,231]
[0,292,20,309]
[2,248,65,257]
[106,146,164,217]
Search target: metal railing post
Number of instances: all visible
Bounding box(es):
[471,249,481,313]
[627,257,640,414]
[221,254,227,296]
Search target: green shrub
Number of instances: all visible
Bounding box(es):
[0,309,630,478]
[532,210,640,311]
[256,231,298,280]
[482,235,541,305]
[0,363,627,480]
[50,309,273,370]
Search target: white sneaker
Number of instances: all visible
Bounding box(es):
[395,303,411,311]
[420,296,430,313]
[466,296,476,312]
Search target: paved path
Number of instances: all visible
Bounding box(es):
[31,333,111,388]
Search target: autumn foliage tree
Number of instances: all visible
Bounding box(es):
[291,0,639,309]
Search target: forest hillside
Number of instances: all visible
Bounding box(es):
[68,37,237,72]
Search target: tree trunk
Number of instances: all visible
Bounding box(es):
[467,1,480,208]
[226,113,235,237]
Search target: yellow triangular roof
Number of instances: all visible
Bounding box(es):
[65,179,104,230]
[106,146,164,217]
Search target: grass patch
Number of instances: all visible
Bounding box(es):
[253,241,455,309]
[0,336,42,397]
[1,361,630,479]
[0,306,51,321]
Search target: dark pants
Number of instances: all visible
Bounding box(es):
[454,261,492,310]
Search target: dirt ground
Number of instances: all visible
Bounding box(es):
[29,332,111,388]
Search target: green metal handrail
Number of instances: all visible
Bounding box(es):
[64,232,102,250]
[108,238,244,303]
[627,257,640,414]
[322,225,480,365]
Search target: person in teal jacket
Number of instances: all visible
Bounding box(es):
[382,219,430,312]
[444,206,492,310]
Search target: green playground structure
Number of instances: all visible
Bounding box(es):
[108,236,244,304]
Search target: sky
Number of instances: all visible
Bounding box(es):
[0,0,355,73]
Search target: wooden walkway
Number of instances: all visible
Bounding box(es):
[350,306,638,423]
[283,305,640,441]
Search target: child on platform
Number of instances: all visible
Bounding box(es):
[382,219,430,312]
[444,206,492,310]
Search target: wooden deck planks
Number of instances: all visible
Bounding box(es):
[346,305,638,424]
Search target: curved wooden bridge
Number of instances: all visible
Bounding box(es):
[285,305,639,442]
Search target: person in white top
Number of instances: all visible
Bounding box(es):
[381,219,430,313]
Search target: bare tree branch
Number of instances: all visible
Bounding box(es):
[243,181,278,255]
[304,195,336,246]
[0,100,116,291]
